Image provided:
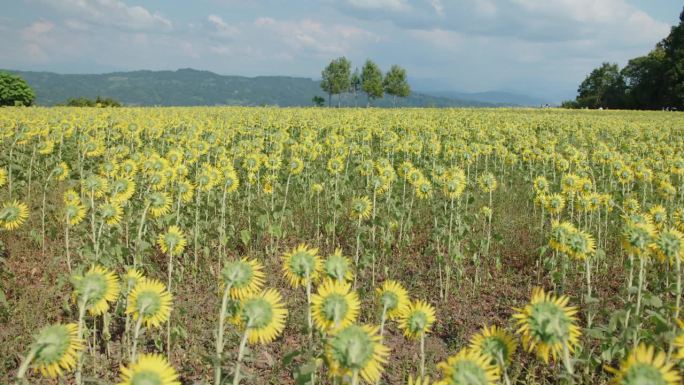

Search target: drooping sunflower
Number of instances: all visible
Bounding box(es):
[117,354,181,385]
[148,191,172,218]
[72,265,121,316]
[673,322,684,360]
[98,201,123,226]
[221,258,266,299]
[434,348,500,385]
[311,279,360,331]
[64,201,87,226]
[123,268,145,292]
[414,178,434,200]
[469,325,518,366]
[649,205,668,230]
[566,228,596,260]
[53,162,70,181]
[235,289,288,344]
[548,221,577,255]
[324,249,354,283]
[376,280,410,320]
[544,194,566,216]
[398,300,437,339]
[326,324,389,384]
[622,220,657,258]
[126,278,173,328]
[282,243,323,287]
[23,323,83,378]
[157,226,187,256]
[512,287,581,363]
[651,228,683,263]
[350,196,373,221]
[327,157,345,175]
[477,173,497,193]
[609,344,680,385]
[0,200,29,230]
[109,177,136,203]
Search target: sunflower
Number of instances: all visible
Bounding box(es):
[98,201,123,226]
[63,190,80,205]
[477,173,497,193]
[157,226,187,256]
[326,324,389,384]
[53,162,70,181]
[72,265,121,316]
[673,323,684,360]
[311,279,360,331]
[148,191,172,218]
[324,249,354,283]
[117,354,181,385]
[376,280,410,320]
[512,287,581,363]
[235,289,288,344]
[311,183,324,194]
[622,220,657,258]
[609,344,680,385]
[0,200,29,230]
[469,325,518,366]
[126,278,173,328]
[289,157,304,175]
[408,375,433,385]
[651,228,683,263]
[548,221,577,255]
[221,258,266,299]
[566,228,596,260]
[282,243,323,287]
[82,174,109,198]
[398,300,437,339]
[327,157,345,175]
[350,196,372,221]
[109,177,136,203]
[434,348,500,385]
[64,201,87,226]
[22,323,84,378]
[0,167,7,187]
[175,179,195,203]
[415,178,434,200]
[123,268,145,292]
[544,194,566,215]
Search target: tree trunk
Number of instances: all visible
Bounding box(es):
[328,92,331,107]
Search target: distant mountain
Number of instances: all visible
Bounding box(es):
[4,68,502,108]
[426,90,549,107]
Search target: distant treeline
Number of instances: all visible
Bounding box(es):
[62,96,122,107]
[565,7,684,110]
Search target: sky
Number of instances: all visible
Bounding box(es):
[1,0,682,102]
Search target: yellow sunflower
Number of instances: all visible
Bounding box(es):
[126,278,173,328]
[350,196,373,221]
[221,258,266,299]
[651,228,683,263]
[72,265,120,316]
[282,243,323,287]
[0,167,7,187]
[434,348,501,385]
[609,344,680,385]
[157,226,187,256]
[469,325,518,366]
[64,201,87,226]
[398,300,437,339]
[326,324,389,384]
[235,289,288,344]
[98,201,123,226]
[117,354,181,385]
[148,191,172,218]
[311,279,360,331]
[324,249,354,283]
[376,280,410,320]
[512,287,581,363]
[18,323,83,379]
[0,200,29,230]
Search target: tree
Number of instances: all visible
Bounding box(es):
[350,68,361,107]
[320,57,351,107]
[312,95,325,107]
[0,72,35,106]
[361,59,383,106]
[621,47,667,109]
[383,65,410,106]
[576,63,627,109]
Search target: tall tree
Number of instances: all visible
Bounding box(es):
[350,68,361,107]
[360,60,383,107]
[621,47,667,109]
[383,65,410,106]
[576,63,627,109]
[662,7,684,109]
[0,72,35,106]
[320,57,351,107]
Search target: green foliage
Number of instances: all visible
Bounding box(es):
[383,65,411,106]
[311,96,325,107]
[63,96,122,107]
[361,59,383,105]
[576,63,627,109]
[320,57,352,107]
[0,72,35,106]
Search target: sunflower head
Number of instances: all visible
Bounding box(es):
[652,228,683,263]
[566,229,596,260]
[31,323,83,378]
[609,344,680,385]
[326,324,389,384]
[512,287,581,363]
[434,348,500,385]
[544,194,565,215]
[376,280,410,320]
[0,200,29,230]
[72,265,121,316]
[548,221,577,255]
[64,201,87,226]
[398,300,437,339]
[282,244,322,287]
[148,192,172,218]
[469,325,518,366]
[221,258,265,299]
[235,289,288,344]
[98,201,123,226]
[324,249,354,283]
[157,226,186,256]
[123,268,144,292]
[312,279,360,331]
[126,278,173,328]
[349,196,372,221]
[477,173,497,193]
[117,354,181,385]
[622,220,657,258]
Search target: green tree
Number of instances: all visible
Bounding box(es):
[320,57,351,107]
[312,95,325,107]
[383,65,410,106]
[0,72,35,106]
[361,59,383,107]
[350,68,361,107]
[621,47,667,109]
[576,63,627,109]
[662,6,684,108]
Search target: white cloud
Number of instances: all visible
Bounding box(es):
[208,14,240,38]
[40,0,172,31]
[346,0,410,12]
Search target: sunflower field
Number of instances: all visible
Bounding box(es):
[1,107,683,385]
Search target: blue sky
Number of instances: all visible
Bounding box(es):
[2,0,682,101]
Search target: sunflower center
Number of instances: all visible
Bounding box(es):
[330,326,374,369]
[242,298,274,328]
[136,291,162,318]
[623,363,669,385]
[326,258,348,281]
[529,302,571,345]
[34,325,69,364]
[479,337,509,363]
[81,273,108,304]
[289,251,316,278]
[130,370,164,385]
[0,206,19,221]
[380,292,399,311]
[447,360,489,385]
[222,261,254,288]
[322,294,349,323]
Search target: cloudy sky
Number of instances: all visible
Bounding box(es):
[2,0,681,101]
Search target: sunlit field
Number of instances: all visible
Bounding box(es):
[1,107,684,384]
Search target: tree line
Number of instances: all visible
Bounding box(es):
[318,57,410,107]
[564,7,684,110]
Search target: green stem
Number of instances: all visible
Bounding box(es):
[75,298,87,385]
[419,332,426,379]
[15,346,40,381]
[215,283,233,385]
[130,313,144,363]
[232,325,250,385]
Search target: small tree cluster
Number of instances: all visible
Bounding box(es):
[63,96,122,107]
[0,72,35,106]
[320,58,411,107]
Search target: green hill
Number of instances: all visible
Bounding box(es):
[4,68,499,107]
